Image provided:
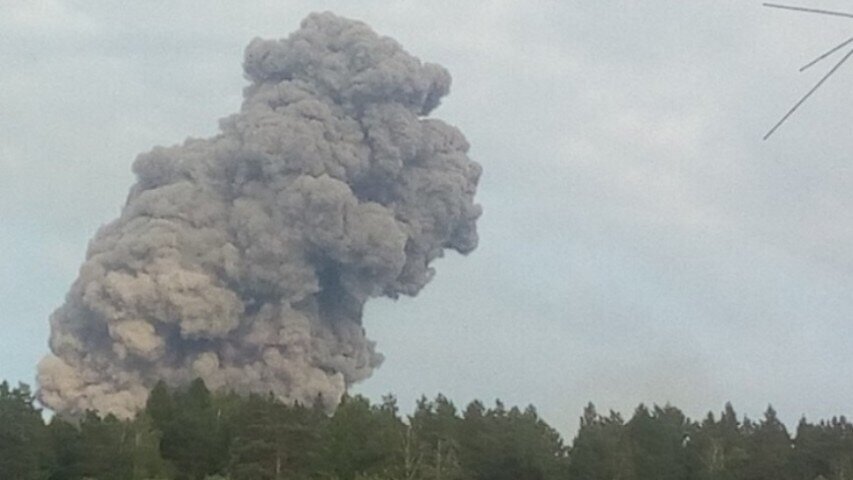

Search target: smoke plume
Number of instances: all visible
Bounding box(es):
[37,12,482,418]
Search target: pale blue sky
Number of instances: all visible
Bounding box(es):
[2,0,852,434]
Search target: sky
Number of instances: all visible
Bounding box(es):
[2,0,852,435]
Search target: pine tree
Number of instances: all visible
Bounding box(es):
[742,405,793,480]
[47,416,82,480]
[228,393,324,480]
[568,403,629,480]
[687,403,751,480]
[158,378,229,480]
[128,413,171,480]
[146,380,176,429]
[77,412,134,480]
[0,381,52,480]
[321,394,405,480]
[457,399,567,480]
[408,395,465,480]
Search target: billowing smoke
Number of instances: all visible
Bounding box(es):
[37,12,482,418]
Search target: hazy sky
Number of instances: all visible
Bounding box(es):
[2,0,852,435]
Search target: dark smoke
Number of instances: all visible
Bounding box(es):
[37,12,482,418]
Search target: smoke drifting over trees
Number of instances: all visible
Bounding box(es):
[37,12,482,418]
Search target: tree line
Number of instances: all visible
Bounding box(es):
[1,378,851,480]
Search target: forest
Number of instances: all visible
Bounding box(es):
[1,379,852,480]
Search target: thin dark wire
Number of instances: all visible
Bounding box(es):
[764,47,853,140]
[800,36,853,71]
[763,3,853,19]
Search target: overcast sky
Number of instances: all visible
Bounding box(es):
[2,0,853,435]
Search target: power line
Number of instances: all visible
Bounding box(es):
[764,46,853,140]
[800,36,853,72]
[763,3,853,19]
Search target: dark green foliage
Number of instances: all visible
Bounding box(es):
[0,381,52,480]
[227,393,325,480]
[568,403,630,480]
[128,414,171,480]
[321,394,406,480]
[47,417,82,480]
[624,404,694,480]
[686,403,751,480]
[791,415,853,480]
[6,377,853,480]
[740,406,793,480]
[76,412,133,480]
[146,381,175,428]
[149,379,229,480]
[408,394,465,480]
[458,400,569,480]
[64,411,169,480]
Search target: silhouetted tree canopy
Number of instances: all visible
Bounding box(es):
[2,378,852,479]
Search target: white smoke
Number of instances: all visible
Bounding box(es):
[37,12,482,418]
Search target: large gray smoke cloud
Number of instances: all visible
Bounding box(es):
[37,12,481,418]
